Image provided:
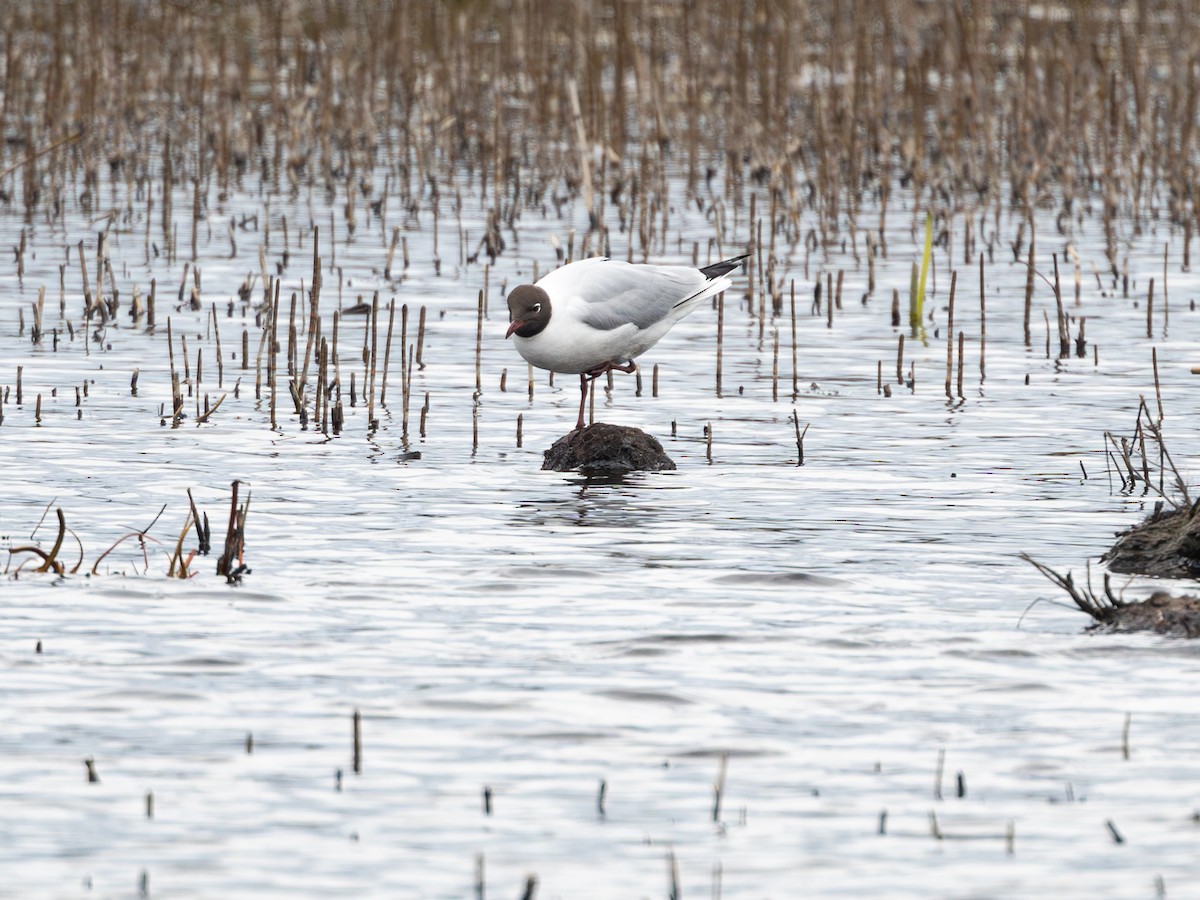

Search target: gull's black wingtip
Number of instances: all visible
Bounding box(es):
[699,254,750,279]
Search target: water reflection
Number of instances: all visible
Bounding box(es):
[513,475,694,530]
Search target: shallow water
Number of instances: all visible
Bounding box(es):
[3,169,1200,899]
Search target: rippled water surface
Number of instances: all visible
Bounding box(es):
[3,172,1200,898]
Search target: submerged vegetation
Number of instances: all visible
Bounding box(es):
[4,483,250,582]
[1026,398,1200,635]
[1022,554,1200,638]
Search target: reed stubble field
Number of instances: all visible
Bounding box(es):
[2,1,1198,435]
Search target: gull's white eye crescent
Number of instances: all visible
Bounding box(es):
[533,302,542,314]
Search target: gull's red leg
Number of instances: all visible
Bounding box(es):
[576,374,589,431]
[575,361,638,429]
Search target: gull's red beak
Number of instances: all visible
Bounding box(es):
[505,320,523,338]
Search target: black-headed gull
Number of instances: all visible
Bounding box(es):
[505,255,747,431]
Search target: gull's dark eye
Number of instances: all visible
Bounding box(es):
[533,303,542,314]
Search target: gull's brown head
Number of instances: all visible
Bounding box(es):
[505,284,552,339]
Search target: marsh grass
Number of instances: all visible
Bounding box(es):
[1,3,1196,275]
[1,2,1198,444]
[4,487,246,580]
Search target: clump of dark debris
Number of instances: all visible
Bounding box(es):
[1022,398,1200,636]
[1022,554,1200,638]
[1102,500,1200,579]
[1100,399,1200,578]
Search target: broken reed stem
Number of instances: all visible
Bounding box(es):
[287,291,298,377]
[826,270,834,329]
[166,317,181,419]
[398,304,408,409]
[384,227,399,279]
[1054,254,1069,358]
[712,752,728,821]
[1152,347,1163,423]
[331,310,344,430]
[793,412,808,465]
[929,811,943,840]
[957,331,964,399]
[474,289,484,395]
[759,222,769,344]
[211,304,224,388]
[772,328,779,401]
[269,279,280,429]
[1146,277,1155,340]
[318,336,329,434]
[868,236,876,292]
[416,304,427,369]
[353,708,362,774]
[1023,226,1035,346]
[945,269,957,397]
[789,279,798,397]
[979,254,986,382]
[31,285,43,342]
[402,344,414,439]
[78,241,93,317]
[214,479,248,579]
[380,299,396,406]
[367,293,379,428]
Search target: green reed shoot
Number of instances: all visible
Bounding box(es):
[910,213,933,340]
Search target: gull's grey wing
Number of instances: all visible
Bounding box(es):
[538,258,709,331]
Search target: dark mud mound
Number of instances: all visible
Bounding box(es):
[1102,502,1200,579]
[1089,591,1200,638]
[542,424,676,476]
